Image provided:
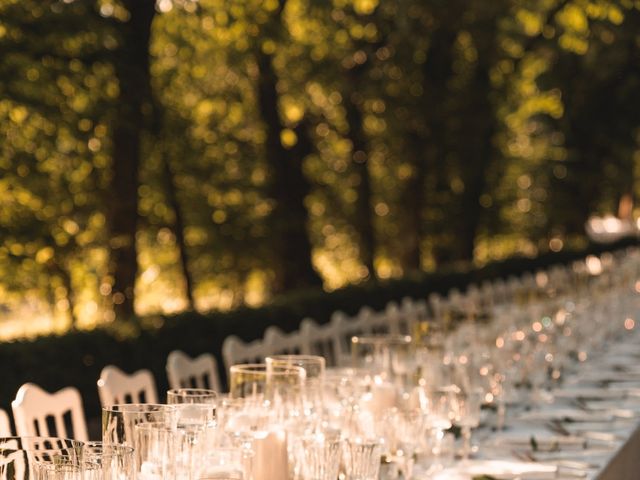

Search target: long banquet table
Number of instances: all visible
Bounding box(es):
[428,323,640,479]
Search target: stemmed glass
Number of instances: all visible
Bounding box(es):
[385,408,425,480]
[167,388,218,405]
[135,422,176,480]
[167,388,218,480]
[452,388,483,461]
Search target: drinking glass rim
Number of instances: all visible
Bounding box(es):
[265,354,326,364]
[265,355,326,377]
[83,441,135,456]
[167,388,218,395]
[351,334,412,345]
[0,436,84,453]
[229,363,306,378]
[345,437,382,447]
[101,403,177,413]
[133,421,176,433]
[35,459,101,471]
[0,436,83,444]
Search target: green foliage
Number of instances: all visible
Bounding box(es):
[0,0,638,333]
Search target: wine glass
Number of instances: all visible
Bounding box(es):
[451,388,483,461]
[385,408,425,480]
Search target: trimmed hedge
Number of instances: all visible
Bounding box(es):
[0,237,636,437]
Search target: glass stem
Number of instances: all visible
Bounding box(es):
[461,426,472,461]
[497,400,506,431]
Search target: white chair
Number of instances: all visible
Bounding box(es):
[166,350,221,392]
[330,310,375,366]
[11,383,88,441]
[222,335,271,373]
[263,326,312,356]
[384,302,404,334]
[299,318,341,367]
[97,365,158,407]
[0,408,11,436]
[397,297,429,334]
[358,306,392,334]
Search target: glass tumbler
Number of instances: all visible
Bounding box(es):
[343,438,382,480]
[83,442,134,480]
[34,459,100,480]
[198,447,254,480]
[102,404,177,447]
[0,437,84,480]
[299,432,342,480]
[265,355,325,414]
[135,422,176,480]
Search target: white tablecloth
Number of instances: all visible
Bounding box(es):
[428,328,640,479]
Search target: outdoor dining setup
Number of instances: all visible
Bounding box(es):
[2,247,640,479]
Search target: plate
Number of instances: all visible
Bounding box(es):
[517,408,614,423]
[489,433,586,452]
[552,388,627,400]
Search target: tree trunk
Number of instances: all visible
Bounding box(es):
[399,131,426,272]
[162,153,196,310]
[343,74,377,279]
[400,26,458,272]
[254,50,323,293]
[108,0,155,322]
[456,64,495,262]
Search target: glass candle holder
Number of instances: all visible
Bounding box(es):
[265,355,325,415]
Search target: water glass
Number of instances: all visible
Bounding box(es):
[198,448,253,480]
[174,404,215,480]
[135,422,176,480]
[415,430,455,476]
[452,388,483,460]
[343,439,382,480]
[229,364,306,403]
[265,355,325,413]
[34,460,100,480]
[386,409,425,480]
[32,449,100,480]
[0,437,84,480]
[299,432,342,480]
[102,404,177,447]
[83,442,134,480]
[350,335,413,383]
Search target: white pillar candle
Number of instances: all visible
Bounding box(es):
[370,379,397,415]
[252,429,288,480]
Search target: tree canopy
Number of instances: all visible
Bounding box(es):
[0,0,638,337]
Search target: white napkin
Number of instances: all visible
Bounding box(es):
[517,408,613,423]
[455,459,557,479]
[576,370,640,383]
[552,387,627,400]
[490,433,586,451]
